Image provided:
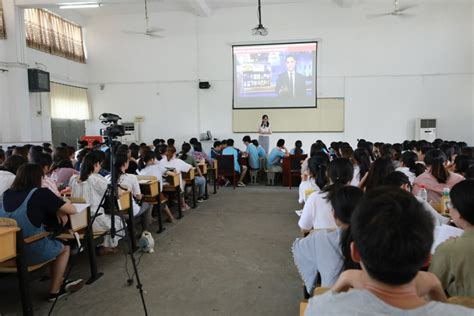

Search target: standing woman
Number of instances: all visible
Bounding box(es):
[258,115,271,154]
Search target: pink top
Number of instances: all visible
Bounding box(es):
[413,171,464,205]
[52,168,79,187]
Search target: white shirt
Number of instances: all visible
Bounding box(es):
[298,178,320,204]
[69,173,108,215]
[396,166,416,184]
[350,165,361,187]
[0,170,16,198]
[298,191,337,231]
[105,173,142,216]
[258,124,272,135]
[137,164,166,191]
[158,157,192,190]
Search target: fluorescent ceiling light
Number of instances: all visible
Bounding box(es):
[59,2,102,9]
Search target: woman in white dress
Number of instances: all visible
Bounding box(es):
[69,151,124,254]
[298,154,329,204]
[258,115,271,155]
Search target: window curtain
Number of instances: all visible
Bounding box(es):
[24,9,85,63]
[0,0,6,39]
[50,82,90,120]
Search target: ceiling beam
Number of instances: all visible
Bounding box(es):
[186,0,212,17]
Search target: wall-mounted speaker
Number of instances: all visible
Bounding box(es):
[199,81,210,89]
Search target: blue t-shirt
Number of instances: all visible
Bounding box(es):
[267,147,285,169]
[290,148,304,155]
[246,143,260,170]
[257,146,266,158]
[222,146,240,173]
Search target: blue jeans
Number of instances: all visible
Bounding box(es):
[195,176,206,198]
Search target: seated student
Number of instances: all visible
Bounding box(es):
[299,158,354,233]
[360,157,395,191]
[189,137,198,154]
[293,186,363,293]
[381,171,449,226]
[107,153,154,233]
[75,140,88,160]
[159,146,193,210]
[179,143,207,203]
[413,149,464,207]
[242,136,260,171]
[210,141,222,159]
[0,164,83,301]
[351,148,370,187]
[290,140,304,155]
[396,151,424,185]
[298,154,329,205]
[222,139,247,187]
[306,187,472,315]
[267,139,289,172]
[154,144,167,161]
[137,150,176,222]
[33,153,60,197]
[301,143,327,177]
[28,145,43,162]
[50,158,79,190]
[192,142,213,165]
[430,180,474,297]
[117,144,138,175]
[452,155,473,177]
[167,138,175,147]
[0,155,28,209]
[69,152,124,254]
[252,139,266,159]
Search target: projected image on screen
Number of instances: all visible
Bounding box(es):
[233,42,317,109]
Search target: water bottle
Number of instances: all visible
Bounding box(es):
[418,184,428,202]
[441,188,450,215]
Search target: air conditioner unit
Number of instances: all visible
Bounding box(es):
[119,122,138,143]
[415,119,437,142]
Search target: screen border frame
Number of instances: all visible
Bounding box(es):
[232,40,318,110]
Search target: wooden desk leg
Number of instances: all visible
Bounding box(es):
[176,186,183,219]
[128,209,137,252]
[213,170,217,194]
[192,179,197,209]
[16,230,34,316]
[155,202,165,234]
[204,175,209,199]
[85,207,103,284]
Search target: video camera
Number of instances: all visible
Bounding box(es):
[100,113,125,139]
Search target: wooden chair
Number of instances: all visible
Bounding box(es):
[448,296,474,309]
[138,175,167,233]
[207,160,218,194]
[216,155,236,189]
[0,217,54,316]
[183,167,197,209]
[284,154,307,189]
[117,191,138,251]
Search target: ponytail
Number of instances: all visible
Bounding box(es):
[138,151,156,171]
[339,227,360,272]
[323,158,354,201]
[180,143,191,161]
[424,149,449,183]
[308,154,329,190]
[113,153,128,184]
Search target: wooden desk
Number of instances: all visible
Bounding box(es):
[162,172,183,219]
[0,227,20,262]
[138,177,166,233]
[207,160,218,194]
[183,168,197,208]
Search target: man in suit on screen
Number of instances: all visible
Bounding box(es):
[275,55,308,103]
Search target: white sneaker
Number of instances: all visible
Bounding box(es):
[237,182,246,187]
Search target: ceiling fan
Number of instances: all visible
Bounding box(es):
[367,0,416,19]
[122,0,164,38]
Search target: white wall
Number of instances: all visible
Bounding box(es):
[0,5,88,143]
[84,1,474,152]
